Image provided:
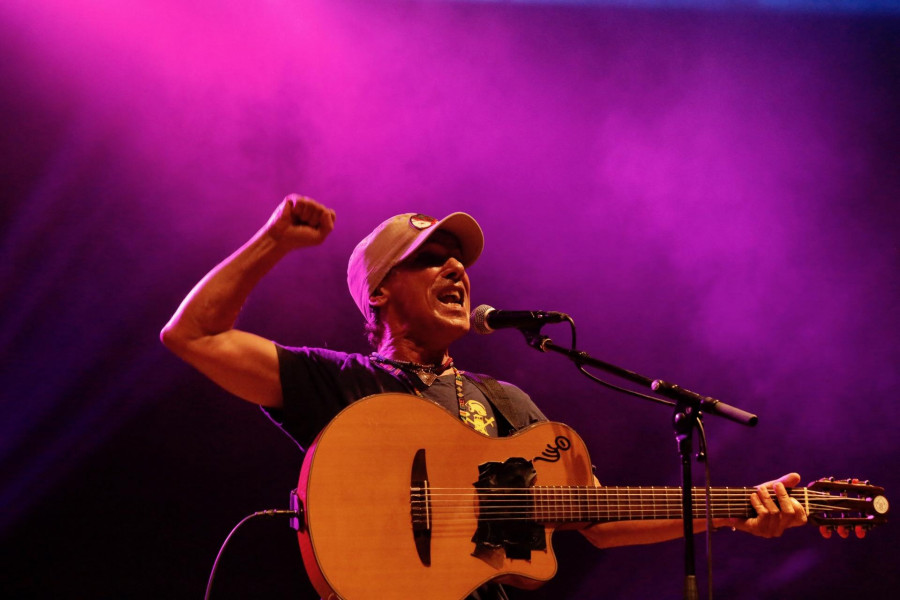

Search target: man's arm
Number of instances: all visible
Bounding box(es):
[580,472,808,549]
[160,195,336,407]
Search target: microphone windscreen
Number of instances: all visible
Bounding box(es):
[470,304,495,335]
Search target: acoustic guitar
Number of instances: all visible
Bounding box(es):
[293,393,888,600]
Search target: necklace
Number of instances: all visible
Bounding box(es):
[370,354,478,434]
[370,353,454,386]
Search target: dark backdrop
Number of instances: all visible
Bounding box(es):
[2,1,898,598]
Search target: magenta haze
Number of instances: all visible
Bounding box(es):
[1,1,898,599]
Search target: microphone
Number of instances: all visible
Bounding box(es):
[471,304,569,335]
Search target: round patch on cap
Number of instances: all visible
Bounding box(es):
[409,214,438,230]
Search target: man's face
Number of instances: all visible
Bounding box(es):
[376,230,472,345]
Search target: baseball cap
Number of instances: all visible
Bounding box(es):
[347,212,484,320]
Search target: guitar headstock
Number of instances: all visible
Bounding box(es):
[806,477,889,536]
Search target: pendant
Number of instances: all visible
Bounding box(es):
[416,370,438,386]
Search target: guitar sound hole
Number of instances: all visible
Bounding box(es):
[410,448,431,566]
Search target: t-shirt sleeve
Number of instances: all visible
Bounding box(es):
[261,345,399,450]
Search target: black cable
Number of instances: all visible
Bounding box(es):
[565,314,577,350]
[203,509,300,600]
[564,318,716,598]
[696,417,715,600]
[559,317,677,407]
[576,363,676,407]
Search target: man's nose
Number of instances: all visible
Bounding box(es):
[443,257,466,279]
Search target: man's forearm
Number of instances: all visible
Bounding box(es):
[158,196,336,407]
[162,195,335,348]
[161,229,288,346]
[580,518,730,549]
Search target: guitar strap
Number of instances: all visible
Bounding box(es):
[462,372,518,438]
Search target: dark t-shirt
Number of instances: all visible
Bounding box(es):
[262,345,547,600]
[263,345,546,451]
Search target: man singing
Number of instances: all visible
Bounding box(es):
[161,194,807,599]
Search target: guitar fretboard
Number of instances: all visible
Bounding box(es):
[472,486,806,524]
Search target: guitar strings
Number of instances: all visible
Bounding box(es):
[407,487,870,524]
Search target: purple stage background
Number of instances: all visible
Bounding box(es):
[2,1,898,598]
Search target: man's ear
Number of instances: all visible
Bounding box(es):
[368,286,388,308]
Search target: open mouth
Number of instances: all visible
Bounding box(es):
[437,289,465,308]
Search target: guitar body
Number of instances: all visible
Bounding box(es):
[296,393,891,599]
[296,393,594,600]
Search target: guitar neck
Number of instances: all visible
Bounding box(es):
[528,485,802,524]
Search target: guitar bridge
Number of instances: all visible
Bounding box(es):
[410,448,431,566]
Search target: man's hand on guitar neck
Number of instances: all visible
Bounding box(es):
[579,472,810,549]
[730,472,808,538]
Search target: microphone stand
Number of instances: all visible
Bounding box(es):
[519,328,757,600]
